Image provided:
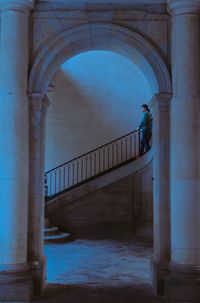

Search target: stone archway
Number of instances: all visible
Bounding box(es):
[28,23,172,295]
[28,23,171,94]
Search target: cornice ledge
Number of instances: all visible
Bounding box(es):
[0,0,35,12]
[167,0,200,15]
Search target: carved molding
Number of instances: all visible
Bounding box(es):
[28,23,172,95]
[167,0,200,15]
[0,0,34,13]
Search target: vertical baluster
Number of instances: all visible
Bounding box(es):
[50,173,52,196]
[112,144,114,167]
[99,150,101,173]
[138,130,141,157]
[134,132,137,159]
[130,135,132,159]
[116,142,119,164]
[108,146,110,169]
[90,154,92,177]
[77,160,79,184]
[63,165,66,189]
[103,148,105,171]
[125,137,128,161]
[59,168,61,191]
[81,158,83,181]
[121,140,123,162]
[68,165,70,188]
[94,152,97,175]
[72,162,75,185]
[86,156,88,179]
[55,170,57,194]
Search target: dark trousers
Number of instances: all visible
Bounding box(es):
[140,131,151,155]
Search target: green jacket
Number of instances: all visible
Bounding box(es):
[139,111,152,133]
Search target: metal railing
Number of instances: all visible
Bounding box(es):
[45,129,141,198]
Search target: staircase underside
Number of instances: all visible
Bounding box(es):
[45,151,153,216]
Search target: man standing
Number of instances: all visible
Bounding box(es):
[138,104,152,155]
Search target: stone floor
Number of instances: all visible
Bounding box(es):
[35,225,165,303]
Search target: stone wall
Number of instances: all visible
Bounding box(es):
[32,2,170,61]
[31,2,170,171]
[47,163,153,239]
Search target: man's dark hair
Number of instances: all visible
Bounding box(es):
[141,104,149,111]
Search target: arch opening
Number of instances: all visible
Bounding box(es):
[45,50,154,171]
[28,23,171,95]
[42,46,157,287]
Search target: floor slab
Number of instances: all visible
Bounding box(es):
[34,227,165,303]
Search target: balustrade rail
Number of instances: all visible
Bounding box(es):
[45,129,141,198]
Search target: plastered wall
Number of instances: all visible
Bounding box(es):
[45,51,152,170]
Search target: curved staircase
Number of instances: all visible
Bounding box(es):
[44,218,70,243]
[44,128,152,239]
[45,129,141,200]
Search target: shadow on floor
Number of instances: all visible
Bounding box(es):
[35,283,165,303]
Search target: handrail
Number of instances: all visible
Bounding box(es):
[45,128,142,198]
[45,129,138,174]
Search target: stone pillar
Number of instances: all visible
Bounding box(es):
[166,1,200,302]
[0,0,34,301]
[28,93,49,295]
[149,93,172,295]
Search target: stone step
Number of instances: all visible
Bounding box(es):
[44,227,59,236]
[45,232,70,244]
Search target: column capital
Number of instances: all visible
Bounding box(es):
[167,0,200,16]
[29,93,45,111]
[0,0,35,13]
[29,93,50,115]
[149,93,172,116]
[29,92,45,101]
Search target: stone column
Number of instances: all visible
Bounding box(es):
[0,0,34,301]
[149,93,172,295]
[28,93,49,295]
[166,1,200,302]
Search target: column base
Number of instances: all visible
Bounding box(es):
[165,263,200,303]
[0,263,33,302]
[150,257,169,296]
[29,257,46,297]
